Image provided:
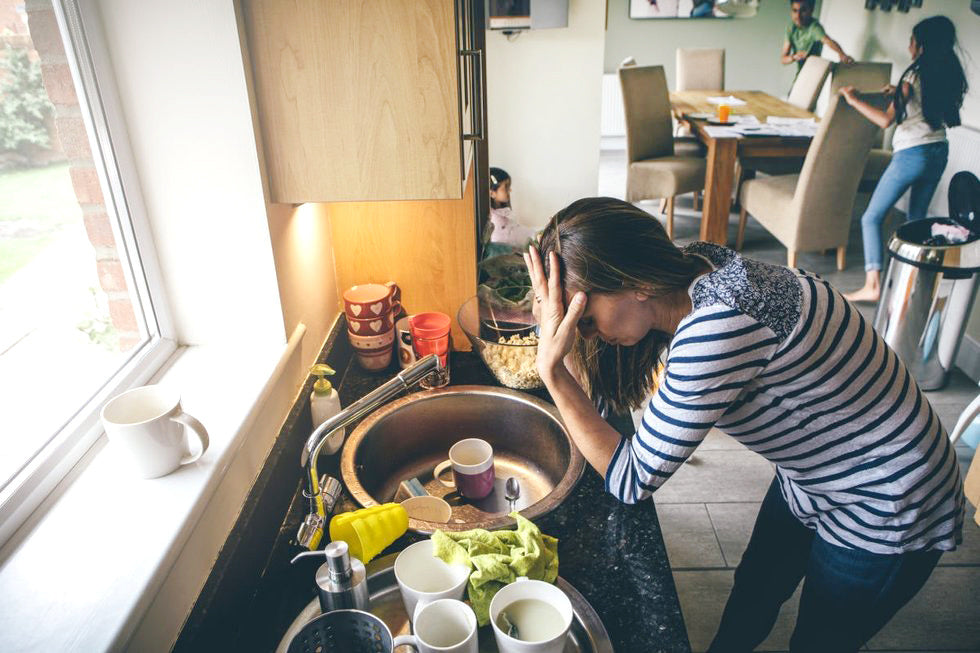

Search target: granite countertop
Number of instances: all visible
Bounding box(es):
[177,331,690,652]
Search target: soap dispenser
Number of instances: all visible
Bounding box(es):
[310,363,344,454]
[290,540,369,613]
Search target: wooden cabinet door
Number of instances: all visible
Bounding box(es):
[243,0,463,203]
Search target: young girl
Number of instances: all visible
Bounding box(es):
[485,167,534,258]
[842,15,968,302]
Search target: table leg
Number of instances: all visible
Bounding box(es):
[700,138,737,245]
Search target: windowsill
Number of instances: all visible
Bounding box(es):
[0,338,291,652]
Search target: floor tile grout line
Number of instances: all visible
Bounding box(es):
[703,502,733,569]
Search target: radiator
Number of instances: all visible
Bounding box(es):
[601,73,626,137]
[897,125,980,217]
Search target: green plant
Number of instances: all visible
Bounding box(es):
[76,287,118,350]
[0,44,53,152]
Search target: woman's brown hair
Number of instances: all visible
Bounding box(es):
[538,197,708,413]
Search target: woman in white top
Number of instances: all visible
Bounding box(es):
[840,15,967,302]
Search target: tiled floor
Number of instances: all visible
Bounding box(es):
[598,137,980,652]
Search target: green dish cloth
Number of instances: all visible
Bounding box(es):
[431,512,558,626]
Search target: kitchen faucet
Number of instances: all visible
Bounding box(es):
[297,353,443,550]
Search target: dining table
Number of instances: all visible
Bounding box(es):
[669,90,818,245]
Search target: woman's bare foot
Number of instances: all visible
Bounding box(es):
[844,271,881,303]
[844,285,880,303]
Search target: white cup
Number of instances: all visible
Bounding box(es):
[489,577,574,653]
[101,385,209,479]
[396,599,478,653]
[393,540,470,620]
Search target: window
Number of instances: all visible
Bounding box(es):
[0,0,173,544]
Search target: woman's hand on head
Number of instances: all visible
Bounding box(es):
[524,247,587,384]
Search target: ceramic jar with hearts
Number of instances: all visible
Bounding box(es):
[344,282,399,320]
[343,282,399,371]
[347,312,394,336]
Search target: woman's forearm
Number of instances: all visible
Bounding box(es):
[844,94,892,129]
[541,366,622,479]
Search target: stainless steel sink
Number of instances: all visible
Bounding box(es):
[340,385,585,533]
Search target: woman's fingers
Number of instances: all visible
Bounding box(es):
[546,251,565,320]
[557,291,586,341]
[524,247,548,302]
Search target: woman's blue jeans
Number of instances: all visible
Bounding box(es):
[861,141,948,271]
[708,478,943,653]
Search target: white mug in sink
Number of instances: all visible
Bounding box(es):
[393,540,470,619]
[396,598,478,653]
[489,577,574,653]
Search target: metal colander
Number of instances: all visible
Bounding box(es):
[286,609,395,653]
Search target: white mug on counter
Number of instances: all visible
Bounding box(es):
[101,385,209,479]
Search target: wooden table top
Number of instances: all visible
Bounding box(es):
[670,90,817,126]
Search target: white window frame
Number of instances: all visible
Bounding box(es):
[0,0,176,547]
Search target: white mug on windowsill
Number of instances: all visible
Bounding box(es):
[101,385,209,479]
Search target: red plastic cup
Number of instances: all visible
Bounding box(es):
[409,312,451,388]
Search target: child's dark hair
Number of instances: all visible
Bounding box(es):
[895,16,968,130]
[789,0,814,7]
[489,167,510,190]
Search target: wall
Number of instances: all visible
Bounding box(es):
[603,0,803,98]
[818,0,980,373]
[98,0,285,349]
[485,0,605,228]
[819,0,980,126]
[96,0,341,647]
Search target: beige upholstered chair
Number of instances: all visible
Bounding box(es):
[620,65,707,238]
[737,94,886,269]
[676,48,725,91]
[736,57,831,187]
[829,61,892,96]
[830,62,895,190]
[787,56,832,111]
[620,55,704,159]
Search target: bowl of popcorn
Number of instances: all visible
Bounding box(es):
[457,295,544,390]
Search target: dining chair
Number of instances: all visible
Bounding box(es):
[619,55,704,159]
[787,56,832,111]
[830,62,894,192]
[737,93,886,269]
[620,65,707,239]
[675,48,725,91]
[735,56,832,192]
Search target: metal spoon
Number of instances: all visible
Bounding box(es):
[504,476,521,511]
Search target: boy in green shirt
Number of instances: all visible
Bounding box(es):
[781,0,853,70]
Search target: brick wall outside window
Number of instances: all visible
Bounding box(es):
[21,0,140,350]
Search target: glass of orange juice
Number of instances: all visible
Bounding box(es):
[717,103,731,123]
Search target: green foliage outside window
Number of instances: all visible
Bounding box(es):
[0,44,53,152]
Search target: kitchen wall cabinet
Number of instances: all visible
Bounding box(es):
[327,162,478,350]
[242,0,485,203]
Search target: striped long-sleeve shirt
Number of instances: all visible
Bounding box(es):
[605,243,964,554]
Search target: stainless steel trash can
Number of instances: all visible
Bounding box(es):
[874,218,980,390]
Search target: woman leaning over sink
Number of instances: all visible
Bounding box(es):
[523,197,964,653]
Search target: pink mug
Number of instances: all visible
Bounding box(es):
[344,281,399,320]
[434,438,495,500]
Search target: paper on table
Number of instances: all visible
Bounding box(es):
[767,116,816,125]
[707,95,747,106]
[733,124,783,137]
[703,126,742,138]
